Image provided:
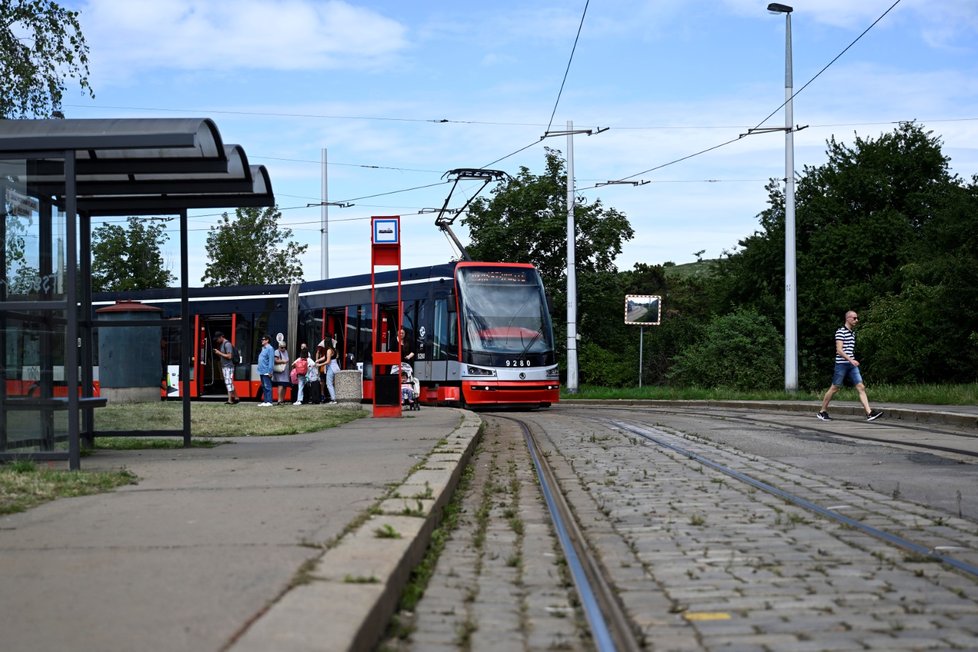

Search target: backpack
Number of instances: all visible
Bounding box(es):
[295,356,308,375]
[223,340,242,365]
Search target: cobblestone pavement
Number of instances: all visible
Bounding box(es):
[383,407,978,650]
[381,417,589,651]
[526,409,978,651]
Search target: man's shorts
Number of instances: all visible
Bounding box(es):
[222,366,235,392]
[831,362,863,387]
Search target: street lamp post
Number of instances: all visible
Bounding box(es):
[769,2,798,391]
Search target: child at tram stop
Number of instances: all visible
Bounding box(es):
[305,346,321,404]
[291,343,310,405]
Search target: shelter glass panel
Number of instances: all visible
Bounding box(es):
[2,155,74,457]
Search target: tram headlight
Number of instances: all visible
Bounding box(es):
[546,366,559,378]
[466,365,496,377]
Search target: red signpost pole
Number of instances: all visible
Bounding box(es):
[371,216,402,418]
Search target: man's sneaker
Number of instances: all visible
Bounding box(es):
[816,411,831,421]
[866,410,883,422]
[258,402,272,407]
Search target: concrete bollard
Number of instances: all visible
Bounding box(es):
[334,370,363,403]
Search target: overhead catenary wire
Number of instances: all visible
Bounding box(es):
[615,0,904,183]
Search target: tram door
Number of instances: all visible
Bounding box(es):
[376,303,399,354]
[196,314,236,399]
[324,309,346,369]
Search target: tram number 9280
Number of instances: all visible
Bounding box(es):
[505,359,532,367]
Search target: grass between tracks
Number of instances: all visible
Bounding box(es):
[0,401,366,514]
[563,383,978,405]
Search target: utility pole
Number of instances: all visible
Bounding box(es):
[308,148,352,280]
[321,148,328,280]
[541,121,607,394]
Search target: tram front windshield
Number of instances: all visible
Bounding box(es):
[456,266,555,364]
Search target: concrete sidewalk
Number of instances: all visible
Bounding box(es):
[0,406,481,652]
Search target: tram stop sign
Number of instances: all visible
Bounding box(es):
[624,295,661,326]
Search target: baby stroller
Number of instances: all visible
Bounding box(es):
[395,362,420,410]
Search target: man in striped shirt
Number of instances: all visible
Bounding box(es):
[817,310,883,422]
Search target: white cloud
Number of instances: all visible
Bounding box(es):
[79,0,409,83]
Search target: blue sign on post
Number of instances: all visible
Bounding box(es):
[372,218,399,245]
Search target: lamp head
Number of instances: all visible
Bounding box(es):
[767,3,793,13]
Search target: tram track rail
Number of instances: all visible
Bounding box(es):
[493,414,643,652]
[603,415,978,580]
[456,408,978,649]
[577,403,978,460]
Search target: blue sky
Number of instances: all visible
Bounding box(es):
[60,0,978,285]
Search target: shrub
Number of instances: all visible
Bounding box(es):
[668,308,783,390]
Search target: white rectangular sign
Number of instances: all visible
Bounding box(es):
[624,295,661,325]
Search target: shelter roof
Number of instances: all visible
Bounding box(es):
[0,118,274,215]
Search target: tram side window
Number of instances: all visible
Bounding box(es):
[401,300,417,360]
[234,319,250,379]
[432,298,457,361]
[298,309,322,354]
[354,303,372,368]
[326,309,345,370]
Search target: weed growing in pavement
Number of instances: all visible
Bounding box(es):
[395,463,474,615]
[454,618,478,646]
[787,513,811,526]
[343,574,379,584]
[382,613,416,645]
[689,513,706,526]
[412,482,434,500]
[509,515,524,536]
[400,500,425,517]
[902,551,939,564]
[374,523,402,539]
[288,557,320,588]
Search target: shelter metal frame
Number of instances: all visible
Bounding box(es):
[0,118,274,469]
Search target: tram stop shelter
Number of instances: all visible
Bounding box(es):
[0,118,275,469]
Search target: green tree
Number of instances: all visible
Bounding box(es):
[714,122,971,387]
[201,205,307,286]
[91,216,175,291]
[463,148,634,297]
[1,0,93,118]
